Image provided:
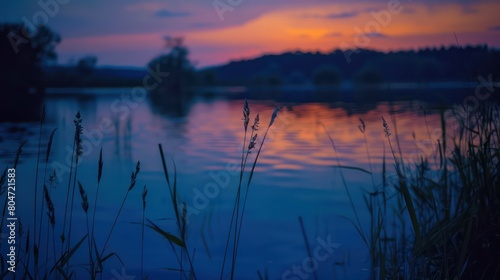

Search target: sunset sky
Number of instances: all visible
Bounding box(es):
[2,0,500,67]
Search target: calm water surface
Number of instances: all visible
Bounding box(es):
[0,89,464,279]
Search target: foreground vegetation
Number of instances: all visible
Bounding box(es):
[0,101,280,280]
[324,102,499,279]
[0,99,498,279]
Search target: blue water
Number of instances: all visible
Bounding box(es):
[0,88,470,279]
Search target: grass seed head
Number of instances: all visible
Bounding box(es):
[44,185,55,227]
[359,118,366,133]
[181,202,187,238]
[252,113,260,132]
[142,185,148,210]
[98,148,103,184]
[78,181,89,213]
[74,111,83,158]
[382,116,391,137]
[48,169,59,188]
[243,99,250,131]
[269,106,281,127]
[128,161,141,191]
[248,134,258,152]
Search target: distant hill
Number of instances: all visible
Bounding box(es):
[44,65,147,87]
[207,45,500,86]
[42,45,500,88]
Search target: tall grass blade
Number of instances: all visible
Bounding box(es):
[298,217,318,280]
[97,148,103,184]
[382,116,421,242]
[146,219,185,248]
[158,144,171,187]
[330,165,372,175]
[51,234,88,273]
[45,128,57,163]
[14,140,27,170]
[231,107,280,279]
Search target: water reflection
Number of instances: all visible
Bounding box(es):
[175,99,444,177]
[0,89,467,279]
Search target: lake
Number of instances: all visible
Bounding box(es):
[0,85,489,279]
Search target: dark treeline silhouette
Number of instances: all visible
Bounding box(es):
[210,45,500,86]
[43,44,500,89]
[44,65,147,88]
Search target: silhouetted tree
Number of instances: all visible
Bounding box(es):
[1,23,60,121]
[148,36,196,116]
[0,23,60,94]
[148,36,195,94]
[77,56,98,76]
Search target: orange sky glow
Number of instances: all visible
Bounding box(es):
[8,1,498,67]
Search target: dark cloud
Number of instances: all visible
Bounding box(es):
[301,11,358,19]
[489,26,500,31]
[325,11,358,19]
[366,32,389,38]
[191,22,214,28]
[154,9,190,18]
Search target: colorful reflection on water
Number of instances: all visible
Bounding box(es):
[0,90,466,279]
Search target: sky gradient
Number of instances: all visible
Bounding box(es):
[2,0,500,67]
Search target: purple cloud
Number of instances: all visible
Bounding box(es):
[366,32,389,38]
[301,11,358,19]
[325,11,358,19]
[155,10,190,18]
[191,22,214,28]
